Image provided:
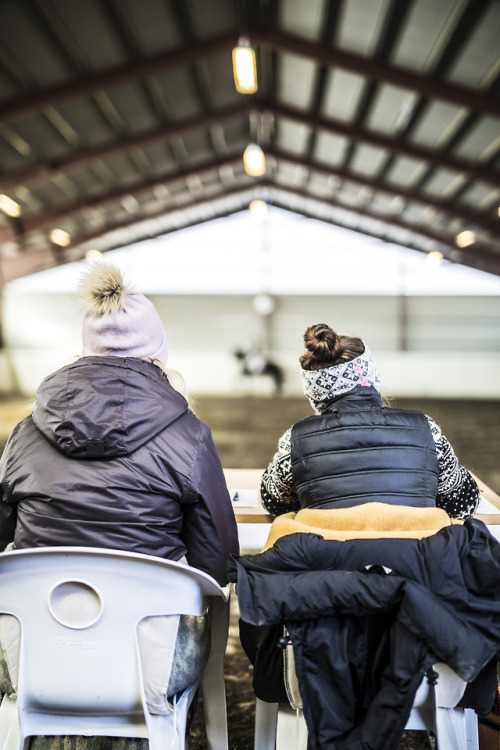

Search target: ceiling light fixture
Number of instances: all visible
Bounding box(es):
[253,293,275,316]
[85,249,102,262]
[232,39,257,94]
[249,199,268,217]
[243,144,266,176]
[50,228,71,247]
[426,250,444,267]
[0,194,21,217]
[455,230,476,248]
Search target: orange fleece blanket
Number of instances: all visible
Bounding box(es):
[263,502,461,551]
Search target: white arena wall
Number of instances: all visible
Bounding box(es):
[1,290,500,399]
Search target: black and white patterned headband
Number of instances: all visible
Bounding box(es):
[301,345,380,411]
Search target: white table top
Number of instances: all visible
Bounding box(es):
[224,468,500,527]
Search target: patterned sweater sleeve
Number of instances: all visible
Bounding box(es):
[260,427,300,516]
[426,415,480,519]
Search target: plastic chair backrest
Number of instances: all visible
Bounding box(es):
[0,546,227,750]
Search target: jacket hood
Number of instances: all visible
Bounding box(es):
[32,356,188,458]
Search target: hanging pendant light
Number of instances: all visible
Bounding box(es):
[0,194,21,217]
[455,230,476,248]
[232,39,258,94]
[243,144,266,176]
[49,228,71,247]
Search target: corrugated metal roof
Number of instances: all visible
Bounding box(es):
[0,0,498,281]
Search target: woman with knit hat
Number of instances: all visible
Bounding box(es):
[0,262,240,724]
[261,323,479,519]
[0,263,239,582]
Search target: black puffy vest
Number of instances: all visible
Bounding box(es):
[291,385,438,509]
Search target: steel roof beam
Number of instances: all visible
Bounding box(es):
[2,155,246,240]
[269,101,500,188]
[269,195,500,277]
[0,32,237,123]
[3,165,498,275]
[3,178,453,254]
[1,99,498,195]
[3,179,498,282]
[3,143,498,247]
[2,143,497,248]
[0,104,250,191]
[1,26,499,128]
[263,181,500,269]
[252,29,500,118]
[269,148,500,236]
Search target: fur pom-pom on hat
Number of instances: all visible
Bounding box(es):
[79,263,168,367]
[79,263,129,315]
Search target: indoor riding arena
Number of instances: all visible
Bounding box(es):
[1,1,500,749]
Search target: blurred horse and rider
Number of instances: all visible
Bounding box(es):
[234,348,284,396]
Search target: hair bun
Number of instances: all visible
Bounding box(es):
[310,323,335,345]
[300,324,364,371]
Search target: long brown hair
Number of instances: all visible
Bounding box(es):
[299,323,365,371]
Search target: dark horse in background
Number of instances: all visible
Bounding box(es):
[234,349,284,396]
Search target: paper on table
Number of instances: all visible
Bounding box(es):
[229,490,500,513]
[230,489,259,507]
[476,495,500,514]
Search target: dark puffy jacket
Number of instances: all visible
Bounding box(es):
[291,385,439,509]
[229,521,500,750]
[0,356,239,584]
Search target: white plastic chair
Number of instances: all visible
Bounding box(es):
[254,662,479,750]
[0,546,230,750]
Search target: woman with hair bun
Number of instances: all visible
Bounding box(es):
[261,323,479,519]
[236,328,493,746]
